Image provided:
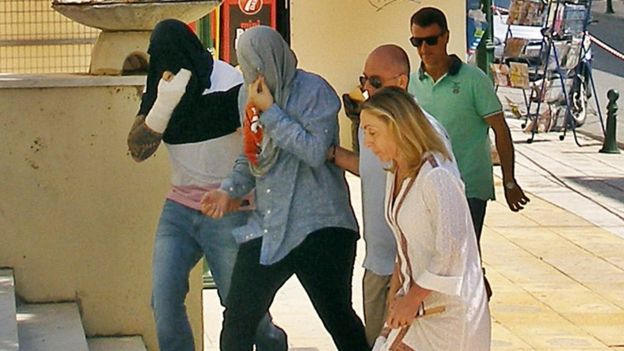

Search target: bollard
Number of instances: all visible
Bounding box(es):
[606,0,615,14]
[600,89,621,154]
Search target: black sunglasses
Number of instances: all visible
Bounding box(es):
[359,73,402,90]
[359,75,383,89]
[409,32,446,47]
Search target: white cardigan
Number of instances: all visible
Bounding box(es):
[379,152,491,351]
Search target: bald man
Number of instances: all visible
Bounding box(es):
[332,44,453,345]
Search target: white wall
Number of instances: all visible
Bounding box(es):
[290,0,466,146]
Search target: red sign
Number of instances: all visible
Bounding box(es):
[238,0,263,15]
[222,0,275,65]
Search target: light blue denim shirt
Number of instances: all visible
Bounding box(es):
[220,70,359,265]
[359,128,397,276]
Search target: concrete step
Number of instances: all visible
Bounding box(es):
[0,269,18,351]
[17,302,89,351]
[87,336,146,351]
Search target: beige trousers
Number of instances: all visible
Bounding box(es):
[363,269,392,346]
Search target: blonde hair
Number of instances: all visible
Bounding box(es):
[361,87,451,175]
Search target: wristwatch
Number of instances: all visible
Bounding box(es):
[505,181,516,190]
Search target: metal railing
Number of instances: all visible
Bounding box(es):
[0,0,99,73]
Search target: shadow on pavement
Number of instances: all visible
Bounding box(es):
[564,175,624,205]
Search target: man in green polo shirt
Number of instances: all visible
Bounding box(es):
[407,7,530,298]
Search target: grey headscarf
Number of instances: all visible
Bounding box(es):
[236,26,298,176]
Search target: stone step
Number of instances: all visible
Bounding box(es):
[87,336,146,351]
[0,269,18,351]
[17,302,89,351]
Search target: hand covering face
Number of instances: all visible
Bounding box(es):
[138,19,214,144]
[235,25,298,175]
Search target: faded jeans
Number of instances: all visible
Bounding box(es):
[151,200,285,351]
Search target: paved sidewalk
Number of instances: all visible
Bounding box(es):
[203,112,624,350]
[498,86,624,238]
[486,121,624,350]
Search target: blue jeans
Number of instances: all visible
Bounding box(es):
[151,200,286,351]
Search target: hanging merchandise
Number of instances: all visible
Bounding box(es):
[524,0,603,144]
[562,4,586,35]
[509,61,530,89]
[507,0,546,26]
[491,0,546,118]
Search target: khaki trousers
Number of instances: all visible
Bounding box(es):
[362,269,392,346]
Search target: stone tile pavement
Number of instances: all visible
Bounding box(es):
[203,97,624,350]
[498,86,624,238]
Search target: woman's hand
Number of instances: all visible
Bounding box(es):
[200,189,240,219]
[386,283,431,329]
[386,295,420,329]
[248,76,274,112]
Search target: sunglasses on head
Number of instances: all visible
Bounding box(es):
[409,32,446,47]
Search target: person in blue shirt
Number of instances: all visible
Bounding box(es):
[127,19,286,351]
[333,44,454,346]
[200,26,369,351]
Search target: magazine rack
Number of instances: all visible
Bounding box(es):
[494,0,605,145]
[492,0,547,126]
[525,0,604,145]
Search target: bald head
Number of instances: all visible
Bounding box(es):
[362,44,410,96]
[367,45,410,77]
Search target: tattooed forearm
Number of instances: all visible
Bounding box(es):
[127,115,163,162]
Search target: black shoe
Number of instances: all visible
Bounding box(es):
[255,323,288,351]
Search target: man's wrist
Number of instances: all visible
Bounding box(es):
[327,144,337,163]
[504,179,517,190]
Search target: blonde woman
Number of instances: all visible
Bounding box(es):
[362,87,491,351]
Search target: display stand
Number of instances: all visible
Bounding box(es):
[524,0,605,144]
[494,0,605,145]
[492,0,547,126]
